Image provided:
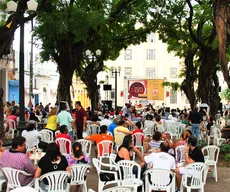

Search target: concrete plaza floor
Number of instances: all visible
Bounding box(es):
[85,166,230,192]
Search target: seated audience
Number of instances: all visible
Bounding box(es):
[108,118,118,136]
[0,137,35,185]
[65,142,90,165]
[56,125,72,153]
[35,143,70,180]
[144,142,176,170]
[22,123,48,151]
[145,131,164,152]
[100,115,112,127]
[132,122,144,142]
[29,112,40,122]
[91,115,100,126]
[175,136,205,190]
[84,125,113,156]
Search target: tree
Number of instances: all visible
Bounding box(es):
[148,0,221,116]
[221,88,230,101]
[0,87,4,138]
[35,0,155,108]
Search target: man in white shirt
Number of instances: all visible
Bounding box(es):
[100,115,112,127]
[144,142,176,171]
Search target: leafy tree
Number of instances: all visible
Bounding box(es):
[35,0,155,108]
[148,0,221,116]
[220,88,230,101]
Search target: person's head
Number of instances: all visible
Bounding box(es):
[187,135,197,149]
[185,129,192,136]
[72,142,83,158]
[46,143,61,161]
[75,101,82,110]
[160,142,170,153]
[60,103,67,111]
[119,135,134,151]
[26,123,36,131]
[181,130,191,140]
[118,120,126,127]
[6,101,11,107]
[152,131,162,141]
[104,115,109,119]
[59,125,68,134]
[113,118,118,125]
[49,107,57,116]
[11,110,16,116]
[100,125,108,134]
[11,100,15,106]
[131,112,136,118]
[29,112,36,120]
[92,114,99,121]
[155,115,161,122]
[194,106,199,111]
[135,122,141,129]
[12,136,26,152]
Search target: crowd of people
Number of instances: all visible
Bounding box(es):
[0,100,225,191]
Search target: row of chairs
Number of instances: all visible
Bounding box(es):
[1,163,90,192]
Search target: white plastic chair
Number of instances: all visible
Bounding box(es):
[92,158,119,192]
[35,171,70,192]
[10,186,37,192]
[202,145,220,182]
[110,153,117,165]
[40,129,54,143]
[55,138,71,155]
[97,140,114,163]
[77,139,92,157]
[7,119,16,138]
[89,124,100,135]
[114,132,126,152]
[107,131,113,136]
[180,162,209,192]
[55,130,61,137]
[1,167,34,192]
[116,160,143,192]
[144,169,175,192]
[0,169,6,191]
[70,164,91,192]
[133,133,144,156]
[175,145,185,163]
[88,186,133,192]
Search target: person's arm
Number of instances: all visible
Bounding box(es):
[132,146,145,162]
[34,167,42,178]
[84,136,91,140]
[66,166,71,173]
[23,157,36,175]
[70,120,76,129]
[117,128,132,135]
[83,116,87,131]
[126,118,133,126]
[184,144,194,164]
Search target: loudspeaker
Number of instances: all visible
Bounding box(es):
[102,100,112,111]
[103,84,112,91]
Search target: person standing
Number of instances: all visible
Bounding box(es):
[75,101,87,139]
[188,107,203,139]
[57,104,75,140]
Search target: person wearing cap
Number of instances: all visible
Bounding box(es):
[84,125,113,156]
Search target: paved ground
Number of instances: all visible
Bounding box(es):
[85,166,230,192]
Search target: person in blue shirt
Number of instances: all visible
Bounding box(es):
[108,118,118,136]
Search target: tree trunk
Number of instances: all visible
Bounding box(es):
[180,50,198,110]
[213,0,230,87]
[198,48,220,118]
[0,87,4,138]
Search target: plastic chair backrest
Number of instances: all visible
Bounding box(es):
[77,139,92,157]
[2,167,33,189]
[114,132,126,147]
[103,186,133,192]
[55,138,71,154]
[8,119,16,130]
[55,130,61,137]
[175,145,185,163]
[89,124,99,135]
[183,162,208,188]
[97,140,114,157]
[35,171,70,192]
[133,132,144,147]
[70,164,90,185]
[144,169,175,190]
[202,145,220,162]
[40,129,53,143]
[117,160,141,180]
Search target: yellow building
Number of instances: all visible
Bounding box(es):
[71,76,90,109]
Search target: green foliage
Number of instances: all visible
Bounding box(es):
[197,139,207,149]
[220,144,230,153]
[162,81,180,91]
[224,153,230,161]
[220,88,230,101]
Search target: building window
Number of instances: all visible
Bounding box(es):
[170,90,177,104]
[146,49,155,60]
[146,67,155,78]
[170,68,177,78]
[111,90,115,99]
[124,49,132,60]
[147,33,155,42]
[124,67,132,76]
